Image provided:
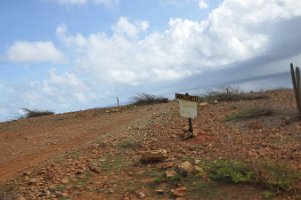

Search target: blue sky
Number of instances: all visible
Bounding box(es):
[1,0,301,121]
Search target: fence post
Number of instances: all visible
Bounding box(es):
[290,63,301,117]
[116,97,120,107]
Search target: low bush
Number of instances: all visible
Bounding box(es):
[200,87,268,103]
[201,160,255,184]
[117,139,141,150]
[254,160,301,193]
[225,107,275,121]
[131,93,168,106]
[22,108,54,118]
[198,159,301,194]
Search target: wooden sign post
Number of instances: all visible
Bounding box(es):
[175,93,200,133]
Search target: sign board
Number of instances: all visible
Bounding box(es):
[175,93,200,102]
[175,93,199,119]
[179,100,198,118]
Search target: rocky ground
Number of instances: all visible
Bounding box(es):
[0,89,301,200]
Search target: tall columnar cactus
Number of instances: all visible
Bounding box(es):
[290,63,301,117]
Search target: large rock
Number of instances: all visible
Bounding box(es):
[140,149,167,164]
[171,186,187,197]
[159,161,175,169]
[27,178,37,185]
[176,161,195,176]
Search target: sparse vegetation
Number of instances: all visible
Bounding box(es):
[152,176,165,185]
[224,107,275,121]
[198,159,301,194]
[200,160,255,184]
[117,139,141,150]
[22,108,54,118]
[254,160,301,193]
[97,154,127,173]
[200,87,268,103]
[263,190,276,199]
[0,183,17,200]
[131,93,168,106]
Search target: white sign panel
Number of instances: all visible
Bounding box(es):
[179,100,198,118]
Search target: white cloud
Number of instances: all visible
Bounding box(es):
[54,0,119,8]
[93,0,119,8]
[160,0,207,8]
[39,68,95,104]
[198,0,208,9]
[0,68,108,122]
[112,17,149,39]
[5,41,65,63]
[54,0,301,86]
[20,68,98,108]
[56,0,86,5]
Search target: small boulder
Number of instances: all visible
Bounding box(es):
[61,178,69,184]
[140,149,167,164]
[136,191,146,199]
[111,108,121,112]
[182,130,197,140]
[155,189,164,195]
[171,186,187,197]
[88,164,102,174]
[159,161,175,169]
[200,102,209,107]
[165,169,177,178]
[27,178,37,185]
[176,161,195,176]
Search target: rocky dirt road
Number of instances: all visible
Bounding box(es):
[0,105,162,183]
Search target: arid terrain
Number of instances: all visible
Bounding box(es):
[1,89,301,200]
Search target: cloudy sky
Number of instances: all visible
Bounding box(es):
[1,0,301,121]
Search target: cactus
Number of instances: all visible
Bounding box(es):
[290,63,301,117]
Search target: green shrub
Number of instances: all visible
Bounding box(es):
[255,160,301,192]
[131,93,168,106]
[225,107,275,121]
[263,190,276,199]
[152,176,166,185]
[201,160,255,184]
[117,139,141,150]
[198,159,301,194]
[22,108,54,118]
[200,88,268,103]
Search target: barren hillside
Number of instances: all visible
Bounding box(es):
[1,89,301,200]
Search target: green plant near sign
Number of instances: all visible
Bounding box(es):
[197,159,301,194]
[224,107,275,121]
[200,160,255,184]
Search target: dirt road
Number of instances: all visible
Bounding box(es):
[0,106,156,182]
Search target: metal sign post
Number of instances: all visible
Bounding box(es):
[188,117,193,133]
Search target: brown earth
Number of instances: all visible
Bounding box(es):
[0,106,153,182]
[1,89,301,200]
